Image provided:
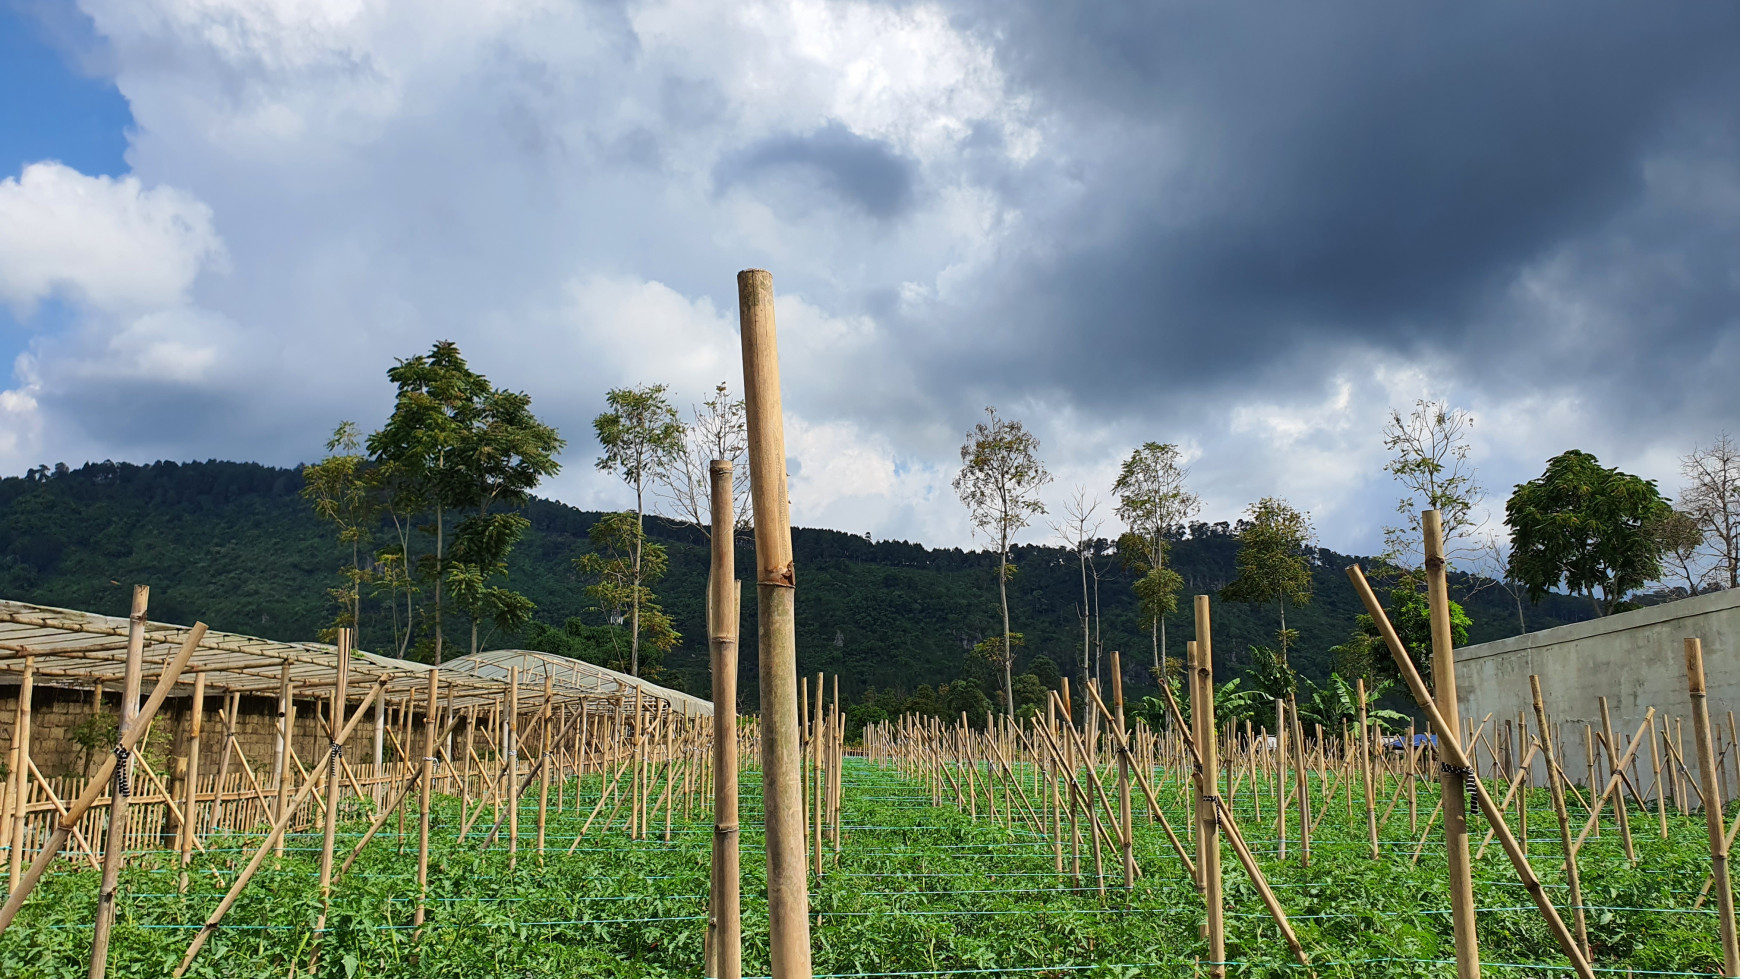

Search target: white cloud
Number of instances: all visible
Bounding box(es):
[0,162,225,314]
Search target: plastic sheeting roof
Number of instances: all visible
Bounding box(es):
[0,598,709,715]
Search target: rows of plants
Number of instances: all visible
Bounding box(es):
[0,761,1730,977]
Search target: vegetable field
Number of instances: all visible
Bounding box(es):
[2,757,1732,978]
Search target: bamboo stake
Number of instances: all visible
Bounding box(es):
[88,586,149,979]
[1192,600,1226,978]
[1113,651,1134,894]
[538,673,553,860]
[6,657,32,892]
[1651,714,1669,838]
[1687,637,1740,977]
[813,672,824,876]
[0,622,199,936]
[1358,677,1378,860]
[739,267,811,979]
[178,670,207,893]
[1348,562,1593,979]
[416,668,438,930]
[314,629,352,938]
[339,713,462,880]
[1574,711,1657,853]
[709,467,743,979]
[1531,675,1589,960]
[208,690,239,836]
[1424,511,1480,979]
[509,667,522,864]
[171,677,385,977]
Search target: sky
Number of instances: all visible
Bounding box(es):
[0,0,1736,558]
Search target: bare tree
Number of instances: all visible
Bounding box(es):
[1681,433,1740,589]
[955,407,1052,721]
[1051,487,1104,693]
[1474,531,1528,634]
[655,381,752,539]
[1382,399,1485,571]
[1113,442,1199,679]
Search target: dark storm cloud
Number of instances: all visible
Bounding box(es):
[919,1,1740,410]
[716,123,916,219]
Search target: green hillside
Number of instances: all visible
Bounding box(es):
[0,460,1592,706]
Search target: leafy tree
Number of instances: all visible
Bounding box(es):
[1026,654,1061,691]
[368,342,486,661]
[1221,497,1317,665]
[1505,450,1671,616]
[954,406,1051,721]
[1011,673,1049,719]
[445,384,563,656]
[1329,587,1468,690]
[301,422,379,645]
[1113,442,1198,678]
[1382,399,1484,571]
[943,679,993,729]
[1680,433,1740,589]
[578,512,680,677]
[1241,645,1298,729]
[903,684,939,719]
[1650,509,1707,596]
[594,385,684,675]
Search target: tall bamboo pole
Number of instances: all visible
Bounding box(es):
[6,657,32,892]
[416,668,438,929]
[274,661,292,858]
[315,629,352,934]
[1530,674,1588,958]
[538,673,553,859]
[1112,650,1134,894]
[1425,510,1480,979]
[88,585,148,979]
[509,666,521,864]
[708,458,743,979]
[1358,676,1378,860]
[1193,595,1225,979]
[1598,696,1637,863]
[1687,637,1740,976]
[739,267,812,979]
[178,670,207,893]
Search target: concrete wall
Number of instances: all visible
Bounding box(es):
[1454,586,1740,785]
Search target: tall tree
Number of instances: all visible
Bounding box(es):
[1382,399,1484,571]
[1112,442,1198,678]
[301,422,379,646]
[1505,449,1671,616]
[577,512,680,677]
[1650,509,1707,597]
[953,407,1051,721]
[1681,433,1740,589]
[445,385,564,656]
[367,341,490,663]
[655,381,752,540]
[1051,487,1103,693]
[594,384,684,676]
[1221,497,1317,665]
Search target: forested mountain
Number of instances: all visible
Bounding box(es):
[0,460,1593,705]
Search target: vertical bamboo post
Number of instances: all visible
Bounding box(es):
[1358,677,1378,860]
[6,657,33,893]
[315,629,351,933]
[89,586,148,979]
[813,672,825,875]
[1112,650,1134,894]
[1598,696,1636,863]
[1276,697,1288,860]
[508,667,521,864]
[208,690,237,836]
[708,458,743,979]
[178,670,207,893]
[739,267,812,979]
[1425,510,1481,979]
[1193,595,1225,979]
[1687,638,1740,976]
[1530,674,1589,959]
[274,661,291,858]
[415,668,437,930]
[538,673,553,860]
